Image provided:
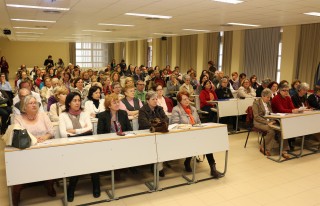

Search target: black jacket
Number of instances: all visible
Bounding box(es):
[97,110,132,134]
[215,87,233,100]
[138,104,169,130]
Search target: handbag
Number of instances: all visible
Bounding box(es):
[150,118,169,133]
[12,129,32,149]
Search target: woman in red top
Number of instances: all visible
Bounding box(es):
[199,80,218,122]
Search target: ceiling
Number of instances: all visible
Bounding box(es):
[0,0,320,43]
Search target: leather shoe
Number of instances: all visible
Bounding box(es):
[282,152,290,159]
[159,170,165,177]
[259,148,271,156]
[93,188,100,198]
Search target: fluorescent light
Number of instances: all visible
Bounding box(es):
[304,12,320,17]
[213,0,243,4]
[6,4,69,11]
[153,33,177,36]
[16,35,40,37]
[11,19,56,23]
[227,22,260,27]
[125,13,172,19]
[82,30,111,33]
[98,23,134,27]
[183,29,211,32]
[15,32,43,34]
[13,27,48,30]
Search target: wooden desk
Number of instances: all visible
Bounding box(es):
[155,123,229,188]
[266,111,320,162]
[53,118,99,138]
[4,130,157,205]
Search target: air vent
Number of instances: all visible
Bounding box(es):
[220,24,233,27]
[145,17,160,20]
[43,10,62,14]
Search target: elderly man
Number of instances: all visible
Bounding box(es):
[134,80,147,103]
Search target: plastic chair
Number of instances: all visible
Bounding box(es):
[244,106,268,154]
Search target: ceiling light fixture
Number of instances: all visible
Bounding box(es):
[15,32,43,34]
[125,13,172,19]
[98,23,134,27]
[11,18,56,23]
[183,29,211,32]
[213,0,243,4]
[6,4,70,11]
[304,12,320,17]
[227,22,260,27]
[82,30,112,33]
[13,27,48,30]
[153,33,177,36]
[16,35,40,37]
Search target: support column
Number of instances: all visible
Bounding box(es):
[196,33,206,75]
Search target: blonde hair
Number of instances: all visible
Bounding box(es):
[53,86,69,101]
[104,93,119,110]
[20,95,39,114]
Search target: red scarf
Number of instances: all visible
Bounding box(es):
[182,105,195,125]
[69,108,81,116]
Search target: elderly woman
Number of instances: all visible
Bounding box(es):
[49,86,68,122]
[291,82,309,108]
[84,86,105,118]
[119,85,143,117]
[199,80,218,122]
[252,88,290,158]
[40,77,52,106]
[138,91,169,177]
[179,74,194,96]
[13,95,55,205]
[171,91,222,178]
[153,84,173,113]
[237,78,256,98]
[59,92,98,202]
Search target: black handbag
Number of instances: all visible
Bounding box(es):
[12,129,32,149]
[150,118,169,133]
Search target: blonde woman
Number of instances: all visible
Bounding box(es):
[237,78,256,98]
[49,86,68,122]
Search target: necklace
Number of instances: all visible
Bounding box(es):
[25,113,37,120]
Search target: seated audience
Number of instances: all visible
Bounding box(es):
[153,84,173,113]
[289,79,301,97]
[291,82,309,108]
[171,91,222,178]
[308,87,320,110]
[272,84,299,114]
[59,92,98,202]
[112,82,125,99]
[249,75,260,90]
[49,86,68,122]
[166,74,180,97]
[0,72,13,92]
[252,88,290,158]
[134,80,147,103]
[12,95,55,206]
[229,72,239,90]
[0,90,12,134]
[71,77,89,101]
[268,81,279,99]
[237,78,256,98]
[256,78,271,97]
[179,74,194,96]
[84,86,105,118]
[103,76,112,95]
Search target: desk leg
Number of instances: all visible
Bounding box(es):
[8,186,12,206]
[221,150,229,176]
[182,156,197,184]
[106,170,118,200]
[145,163,157,192]
[289,136,305,158]
[63,178,68,206]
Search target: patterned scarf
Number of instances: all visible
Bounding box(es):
[182,105,195,125]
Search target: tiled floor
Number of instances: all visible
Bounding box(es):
[2,131,320,206]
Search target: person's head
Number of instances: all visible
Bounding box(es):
[49,67,55,75]
[279,84,290,97]
[261,78,271,88]
[88,86,102,101]
[153,84,164,97]
[170,74,177,82]
[65,92,82,112]
[239,73,246,81]
[218,71,224,78]
[250,75,257,83]
[297,82,309,96]
[111,72,120,82]
[19,80,32,90]
[208,61,214,67]
[104,93,120,112]
[21,71,27,80]
[177,91,191,107]
[148,70,155,78]
[112,82,122,94]
[125,77,134,87]
[203,80,213,91]
[154,70,160,78]
[87,69,93,77]
[54,86,68,103]
[261,88,272,103]
[199,74,208,84]
[64,72,71,82]
[0,73,5,82]
[82,71,90,80]
[183,74,191,85]
[0,56,6,62]
[279,80,289,88]
[268,81,279,93]
[20,95,39,114]
[220,78,228,88]
[314,87,320,96]
[19,88,31,102]
[44,77,52,88]
[74,77,83,89]
[135,67,141,75]
[136,80,145,92]
[241,78,250,89]
[123,85,135,99]
[291,79,301,90]
[48,55,52,59]
[231,72,238,80]
[146,90,158,109]
[104,76,111,85]
[51,77,60,88]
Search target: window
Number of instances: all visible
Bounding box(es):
[76,42,108,68]
[147,38,153,67]
[218,31,224,71]
[276,29,283,82]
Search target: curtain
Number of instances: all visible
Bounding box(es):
[222,31,233,76]
[120,42,126,61]
[69,42,76,65]
[244,27,280,81]
[127,41,137,65]
[139,40,148,66]
[205,32,220,69]
[167,37,173,68]
[106,43,114,65]
[296,23,320,87]
[179,34,198,73]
